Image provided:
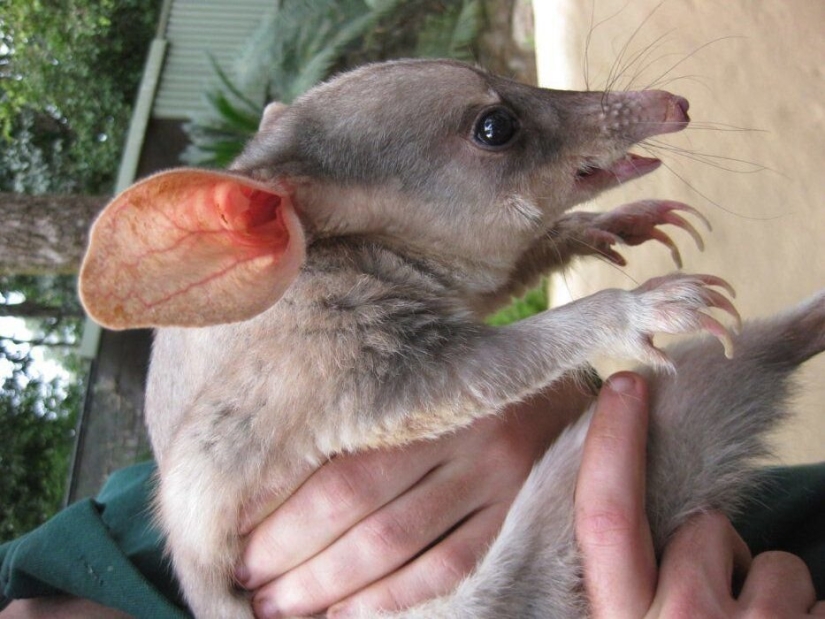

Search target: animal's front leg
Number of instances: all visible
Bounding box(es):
[552,199,709,268]
[572,200,710,268]
[363,272,738,450]
[484,200,709,312]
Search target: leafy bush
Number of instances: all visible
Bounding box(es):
[0,0,160,194]
[183,0,482,167]
[487,280,549,326]
[0,327,82,543]
[0,0,158,539]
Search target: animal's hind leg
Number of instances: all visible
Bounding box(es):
[156,458,254,619]
[762,289,825,366]
[642,289,825,551]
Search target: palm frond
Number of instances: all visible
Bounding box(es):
[183,0,482,167]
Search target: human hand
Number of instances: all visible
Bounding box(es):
[575,371,825,618]
[0,596,131,619]
[236,377,592,618]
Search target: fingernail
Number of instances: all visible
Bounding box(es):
[234,563,250,587]
[605,373,638,394]
[328,604,354,618]
[254,597,281,619]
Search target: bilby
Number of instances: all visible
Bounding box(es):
[79,59,824,618]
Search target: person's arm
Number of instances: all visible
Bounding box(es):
[576,372,825,618]
[0,597,131,619]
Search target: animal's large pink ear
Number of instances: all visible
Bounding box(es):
[79,169,305,329]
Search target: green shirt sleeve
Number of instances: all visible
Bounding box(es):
[733,462,825,599]
[0,461,189,618]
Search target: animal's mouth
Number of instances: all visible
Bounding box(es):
[573,92,689,193]
[574,153,663,191]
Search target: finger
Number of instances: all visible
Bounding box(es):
[575,372,657,619]
[649,512,751,616]
[738,551,817,614]
[251,463,483,618]
[238,462,315,534]
[812,601,825,615]
[238,442,445,588]
[327,502,510,618]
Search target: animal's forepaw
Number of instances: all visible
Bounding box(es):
[631,273,741,367]
[589,200,710,268]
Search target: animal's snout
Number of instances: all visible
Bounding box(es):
[672,94,690,118]
[663,93,690,126]
[599,90,690,143]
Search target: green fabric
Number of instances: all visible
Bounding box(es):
[1,461,824,616]
[734,463,825,598]
[0,461,188,618]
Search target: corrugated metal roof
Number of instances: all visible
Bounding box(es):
[152,0,274,119]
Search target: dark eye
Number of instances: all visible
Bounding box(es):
[473,108,519,148]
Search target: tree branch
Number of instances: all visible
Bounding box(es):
[0,192,109,275]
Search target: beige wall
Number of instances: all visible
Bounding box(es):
[533,0,825,464]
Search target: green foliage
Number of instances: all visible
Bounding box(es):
[183,0,482,167]
[0,274,85,357]
[487,281,549,326]
[0,0,160,194]
[0,1,157,536]
[0,335,83,543]
[0,275,86,541]
[234,0,403,105]
[414,0,480,59]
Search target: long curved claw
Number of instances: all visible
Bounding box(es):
[660,210,705,251]
[646,227,682,268]
[701,287,742,333]
[693,274,737,300]
[586,229,627,265]
[697,312,736,359]
[635,273,740,360]
[595,199,711,268]
[686,274,740,356]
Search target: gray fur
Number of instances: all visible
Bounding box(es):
[79,59,824,618]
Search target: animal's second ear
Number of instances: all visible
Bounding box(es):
[79,169,306,330]
[259,101,289,131]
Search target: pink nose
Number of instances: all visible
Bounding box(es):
[670,95,690,122]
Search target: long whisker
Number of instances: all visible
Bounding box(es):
[584,0,635,91]
[647,73,715,93]
[604,0,668,93]
[613,30,677,91]
[640,149,788,221]
[642,36,746,91]
[645,140,771,174]
[684,121,767,133]
[645,143,769,174]
[591,1,636,99]
[584,1,597,90]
